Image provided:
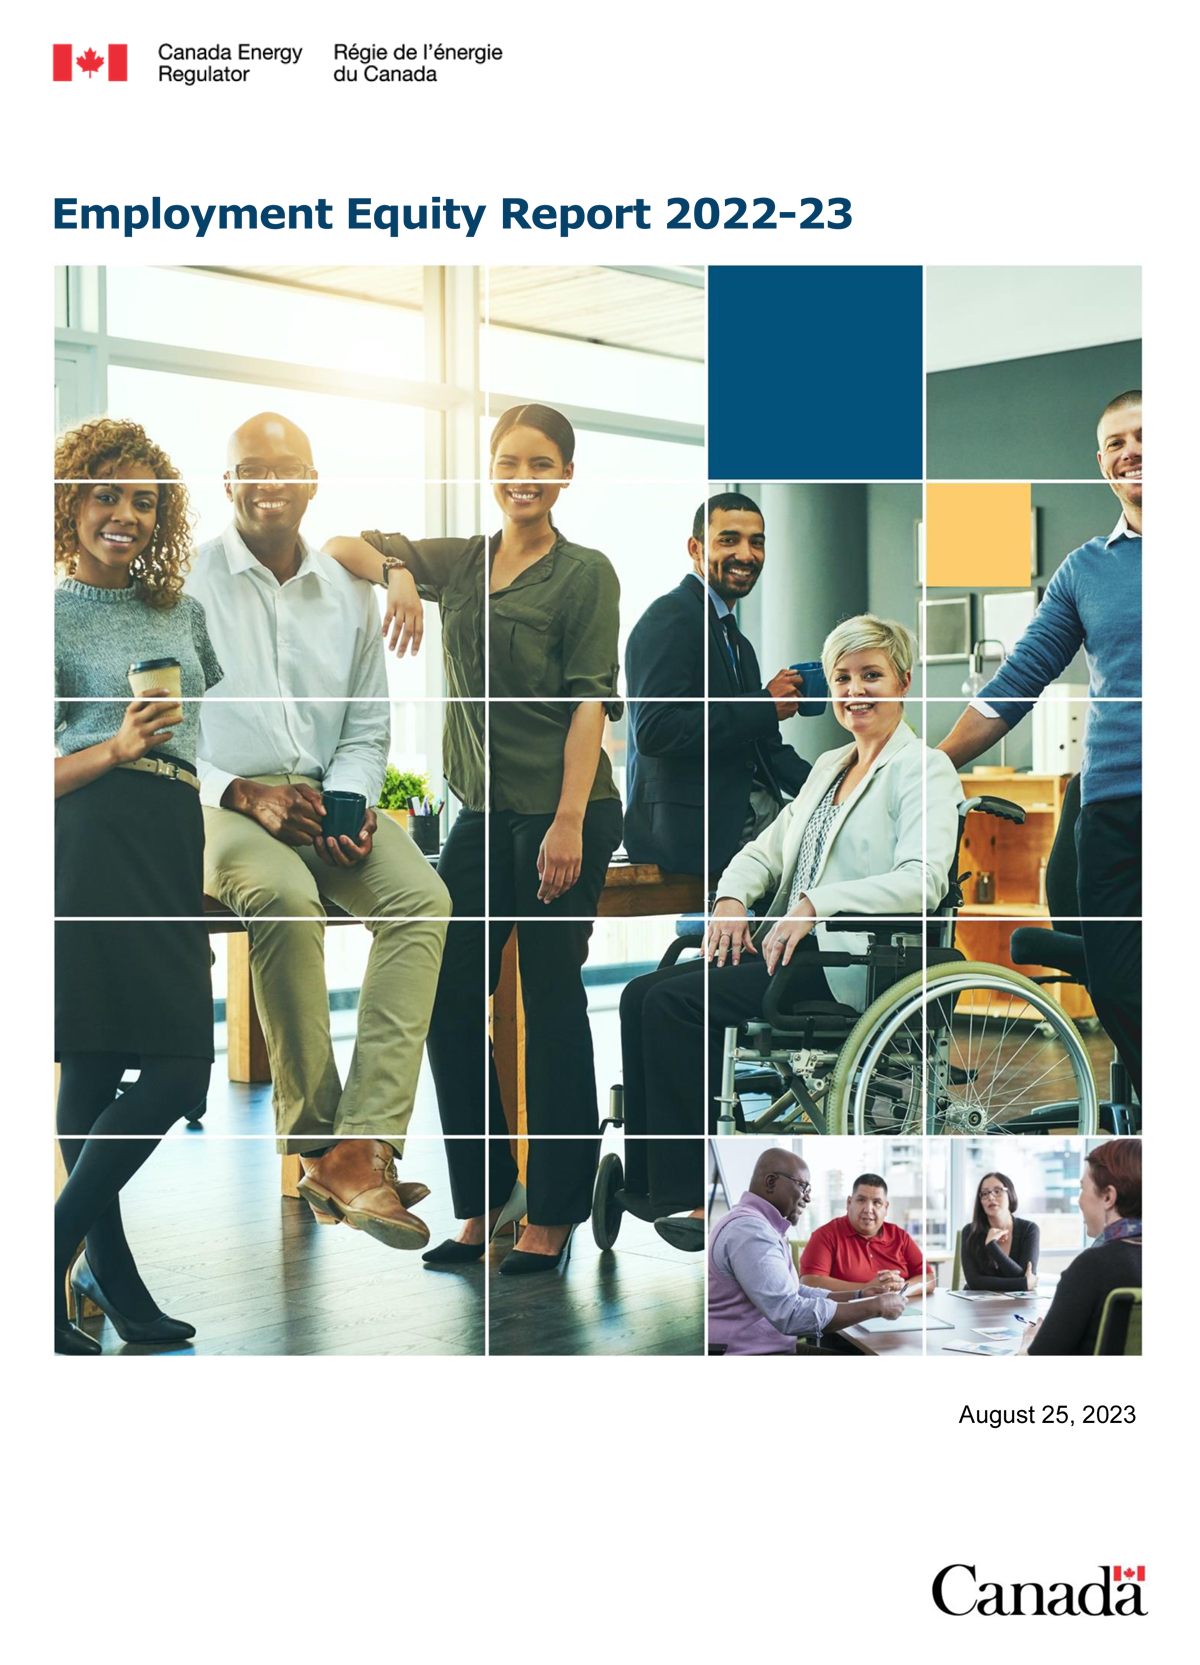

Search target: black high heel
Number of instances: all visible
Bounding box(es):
[422,1238,485,1265]
[55,1323,101,1356]
[498,1223,577,1277]
[70,1257,196,1346]
[423,1180,527,1266]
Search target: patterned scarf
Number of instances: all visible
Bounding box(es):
[1098,1217,1142,1244]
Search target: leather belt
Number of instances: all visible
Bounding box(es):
[117,756,200,791]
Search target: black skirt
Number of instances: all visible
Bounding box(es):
[55,766,214,1060]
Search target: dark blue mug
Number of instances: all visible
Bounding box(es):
[789,660,829,717]
[322,790,368,842]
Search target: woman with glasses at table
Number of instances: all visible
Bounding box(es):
[54,418,222,1354]
[325,402,623,1276]
[960,1171,1040,1293]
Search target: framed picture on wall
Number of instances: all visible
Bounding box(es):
[983,588,1040,652]
[920,595,972,662]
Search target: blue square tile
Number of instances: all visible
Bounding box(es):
[709,266,923,480]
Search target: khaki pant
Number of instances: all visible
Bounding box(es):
[203,776,450,1155]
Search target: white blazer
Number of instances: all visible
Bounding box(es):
[716,722,963,1011]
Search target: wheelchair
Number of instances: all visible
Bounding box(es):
[715,794,1100,1137]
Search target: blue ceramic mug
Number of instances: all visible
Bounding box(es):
[789,660,829,717]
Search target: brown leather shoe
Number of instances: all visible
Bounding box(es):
[297,1141,431,1251]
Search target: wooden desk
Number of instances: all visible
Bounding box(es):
[492,861,705,1141]
[841,1286,1052,1356]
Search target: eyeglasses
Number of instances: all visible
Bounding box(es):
[232,462,315,481]
[769,1172,811,1198]
[979,1187,1009,1201]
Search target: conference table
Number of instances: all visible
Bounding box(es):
[841,1286,1055,1356]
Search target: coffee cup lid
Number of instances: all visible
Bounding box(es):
[129,657,181,673]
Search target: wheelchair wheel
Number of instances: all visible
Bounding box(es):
[592,1151,625,1250]
[827,962,1099,1136]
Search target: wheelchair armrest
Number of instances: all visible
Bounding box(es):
[822,915,923,933]
[962,794,1026,826]
[761,950,862,1026]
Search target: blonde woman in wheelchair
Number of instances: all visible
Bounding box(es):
[703,614,1098,1136]
[707,614,958,1084]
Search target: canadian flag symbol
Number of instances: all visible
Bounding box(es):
[1113,1565,1146,1581]
[53,45,128,81]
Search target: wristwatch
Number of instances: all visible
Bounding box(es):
[381,554,407,584]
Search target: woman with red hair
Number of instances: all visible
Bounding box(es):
[1021,1140,1141,1355]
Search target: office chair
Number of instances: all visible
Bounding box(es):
[1009,774,1139,1134]
[1094,1287,1142,1356]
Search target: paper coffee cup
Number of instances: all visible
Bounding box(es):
[128,657,183,728]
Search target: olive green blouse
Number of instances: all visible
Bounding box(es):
[363,528,621,815]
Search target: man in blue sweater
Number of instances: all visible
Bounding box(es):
[939,391,1142,1097]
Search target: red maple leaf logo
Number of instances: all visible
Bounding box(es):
[73,44,106,78]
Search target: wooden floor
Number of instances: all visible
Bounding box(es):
[69,1069,484,1358]
[488,1197,704,1357]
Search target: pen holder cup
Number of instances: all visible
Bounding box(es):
[410,814,441,856]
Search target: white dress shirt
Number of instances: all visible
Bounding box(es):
[188,524,390,808]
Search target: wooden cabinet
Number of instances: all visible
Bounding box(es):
[954,771,1093,1021]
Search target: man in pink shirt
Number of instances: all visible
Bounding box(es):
[800,1173,935,1298]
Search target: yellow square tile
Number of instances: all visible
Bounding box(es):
[926,483,1032,587]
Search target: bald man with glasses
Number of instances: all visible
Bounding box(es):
[188,412,451,1246]
[707,1148,907,1355]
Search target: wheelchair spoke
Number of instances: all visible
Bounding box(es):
[838,968,1098,1137]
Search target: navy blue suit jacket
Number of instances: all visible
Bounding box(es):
[623,575,810,875]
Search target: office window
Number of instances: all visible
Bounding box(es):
[106,266,426,381]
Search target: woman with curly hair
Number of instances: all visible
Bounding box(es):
[54,418,223,1355]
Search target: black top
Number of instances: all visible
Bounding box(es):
[960,1217,1040,1293]
[623,575,810,875]
[1029,1238,1142,1357]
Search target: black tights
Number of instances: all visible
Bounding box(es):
[55,1052,210,1327]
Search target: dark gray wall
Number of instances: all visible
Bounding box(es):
[739,483,921,754]
[923,482,1115,764]
[732,480,1113,768]
[927,340,1141,479]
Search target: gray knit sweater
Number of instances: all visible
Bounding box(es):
[55,579,223,768]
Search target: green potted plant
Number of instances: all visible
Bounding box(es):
[378,766,430,833]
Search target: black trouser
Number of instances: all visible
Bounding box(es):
[619,960,707,1211]
[420,808,492,1218]
[487,798,624,1225]
[1075,796,1141,1099]
[624,939,835,1135]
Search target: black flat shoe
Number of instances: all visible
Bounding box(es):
[653,1215,705,1253]
[422,1238,486,1265]
[498,1225,577,1277]
[55,1323,102,1356]
[70,1257,196,1345]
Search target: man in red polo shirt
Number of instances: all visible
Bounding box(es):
[800,1173,934,1298]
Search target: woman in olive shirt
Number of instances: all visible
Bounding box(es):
[326,404,622,1275]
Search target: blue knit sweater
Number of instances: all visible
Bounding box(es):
[978,525,1141,804]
